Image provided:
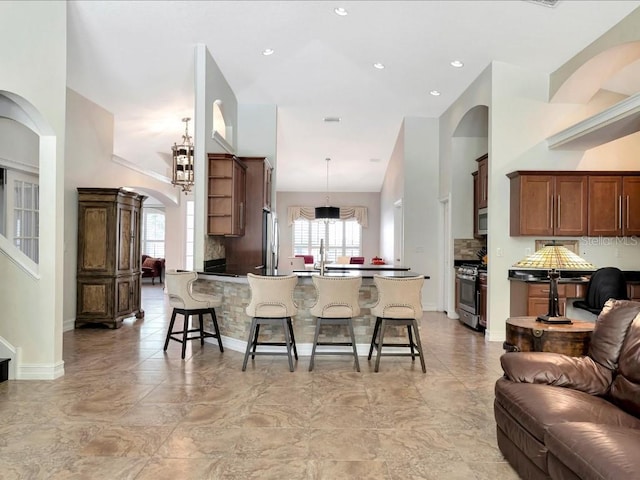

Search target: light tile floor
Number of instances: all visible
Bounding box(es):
[0,284,520,479]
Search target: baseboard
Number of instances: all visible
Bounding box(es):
[63,317,76,332]
[17,360,65,380]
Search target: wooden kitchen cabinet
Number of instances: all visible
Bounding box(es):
[76,188,145,328]
[225,157,272,269]
[510,281,586,318]
[207,153,247,236]
[628,283,640,301]
[479,272,487,328]
[508,172,587,236]
[477,154,488,209]
[588,175,640,236]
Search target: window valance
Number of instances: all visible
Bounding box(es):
[287,206,368,228]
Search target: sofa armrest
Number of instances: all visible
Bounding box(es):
[500,352,612,396]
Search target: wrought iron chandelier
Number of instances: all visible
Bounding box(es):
[171,117,194,194]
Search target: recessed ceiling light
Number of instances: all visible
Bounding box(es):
[262,48,274,56]
[429,90,441,96]
[334,7,348,16]
[373,63,385,70]
[450,60,464,68]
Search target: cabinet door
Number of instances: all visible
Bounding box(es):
[454,275,461,313]
[555,175,587,236]
[528,297,566,317]
[78,203,114,274]
[117,203,134,274]
[477,155,488,209]
[623,176,640,236]
[588,176,622,236]
[515,175,554,236]
[472,171,480,238]
[479,275,487,327]
[232,160,246,236]
[263,161,273,211]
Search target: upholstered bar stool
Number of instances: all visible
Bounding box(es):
[164,270,224,359]
[309,275,361,372]
[242,273,299,372]
[368,275,426,373]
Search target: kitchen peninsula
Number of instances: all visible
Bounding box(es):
[191,268,428,354]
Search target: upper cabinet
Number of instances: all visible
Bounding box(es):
[262,158,273,212]
[508,172,588,236]
[476,154,488,209]
[588,175,640,237]
[508,171,640,237]
[207,153,247,236]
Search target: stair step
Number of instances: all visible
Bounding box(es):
[0,358,10,382]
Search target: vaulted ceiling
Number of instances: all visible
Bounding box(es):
[66,1,640,193]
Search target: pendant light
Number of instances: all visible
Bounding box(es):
[171,117,194,194]
[315,157,340,220]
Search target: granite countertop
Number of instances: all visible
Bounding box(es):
[200,269,428,280]
[508,269,640,283]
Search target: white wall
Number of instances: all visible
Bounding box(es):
[403,117,440,311]
[0,0,67,379]
[64,89,182,330]
[380,124,405,263]
[194,44,238,270]
[276,191,380,273]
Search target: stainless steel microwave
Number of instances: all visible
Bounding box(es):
[478,208,488,235]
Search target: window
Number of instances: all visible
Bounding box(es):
[12,175,39,263]
[1,169,39,263]
[185,200,194,270]
[142,208,165,258]
[292,219,361,262]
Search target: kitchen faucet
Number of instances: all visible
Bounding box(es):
[319,238,326,276]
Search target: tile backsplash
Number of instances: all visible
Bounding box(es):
[454,238,486,260]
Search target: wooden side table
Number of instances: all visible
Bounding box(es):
[504,317,595,357]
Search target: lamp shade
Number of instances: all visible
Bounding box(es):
[315,206,340,220]
[513,245,595,270]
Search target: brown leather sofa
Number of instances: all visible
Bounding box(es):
[494,299,640,480]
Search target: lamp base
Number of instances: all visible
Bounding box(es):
[536,314,573,325]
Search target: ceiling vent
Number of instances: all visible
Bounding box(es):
[323,117,341,123]
[526,0,560,7]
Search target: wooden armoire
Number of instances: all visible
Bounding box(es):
[76,188,146,328]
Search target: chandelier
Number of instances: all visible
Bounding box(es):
[315,157,340,220]
[171,117,194,193]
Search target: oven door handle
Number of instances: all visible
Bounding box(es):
[456,274,477,281]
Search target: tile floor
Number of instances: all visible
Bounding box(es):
[0,284,519,479]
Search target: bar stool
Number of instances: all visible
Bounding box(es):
[309,275,361,372]
[164,270,224,359]
[368,275,426,373]
[242,273,299,372]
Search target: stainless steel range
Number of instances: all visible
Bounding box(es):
[456,264,485,331]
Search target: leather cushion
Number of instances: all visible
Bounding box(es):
[545,422,640,480]
[494,378,640,442]
[588,299,640,371]
[609,314,640,416]
[500,352,612,395]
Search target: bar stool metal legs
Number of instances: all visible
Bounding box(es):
[242,316,298,372]
[163,307,224,359]
[309,317,360,372]
[367,317,426,373]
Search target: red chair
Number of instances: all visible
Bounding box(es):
[295,255,314,265]
[349,257,365,264]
